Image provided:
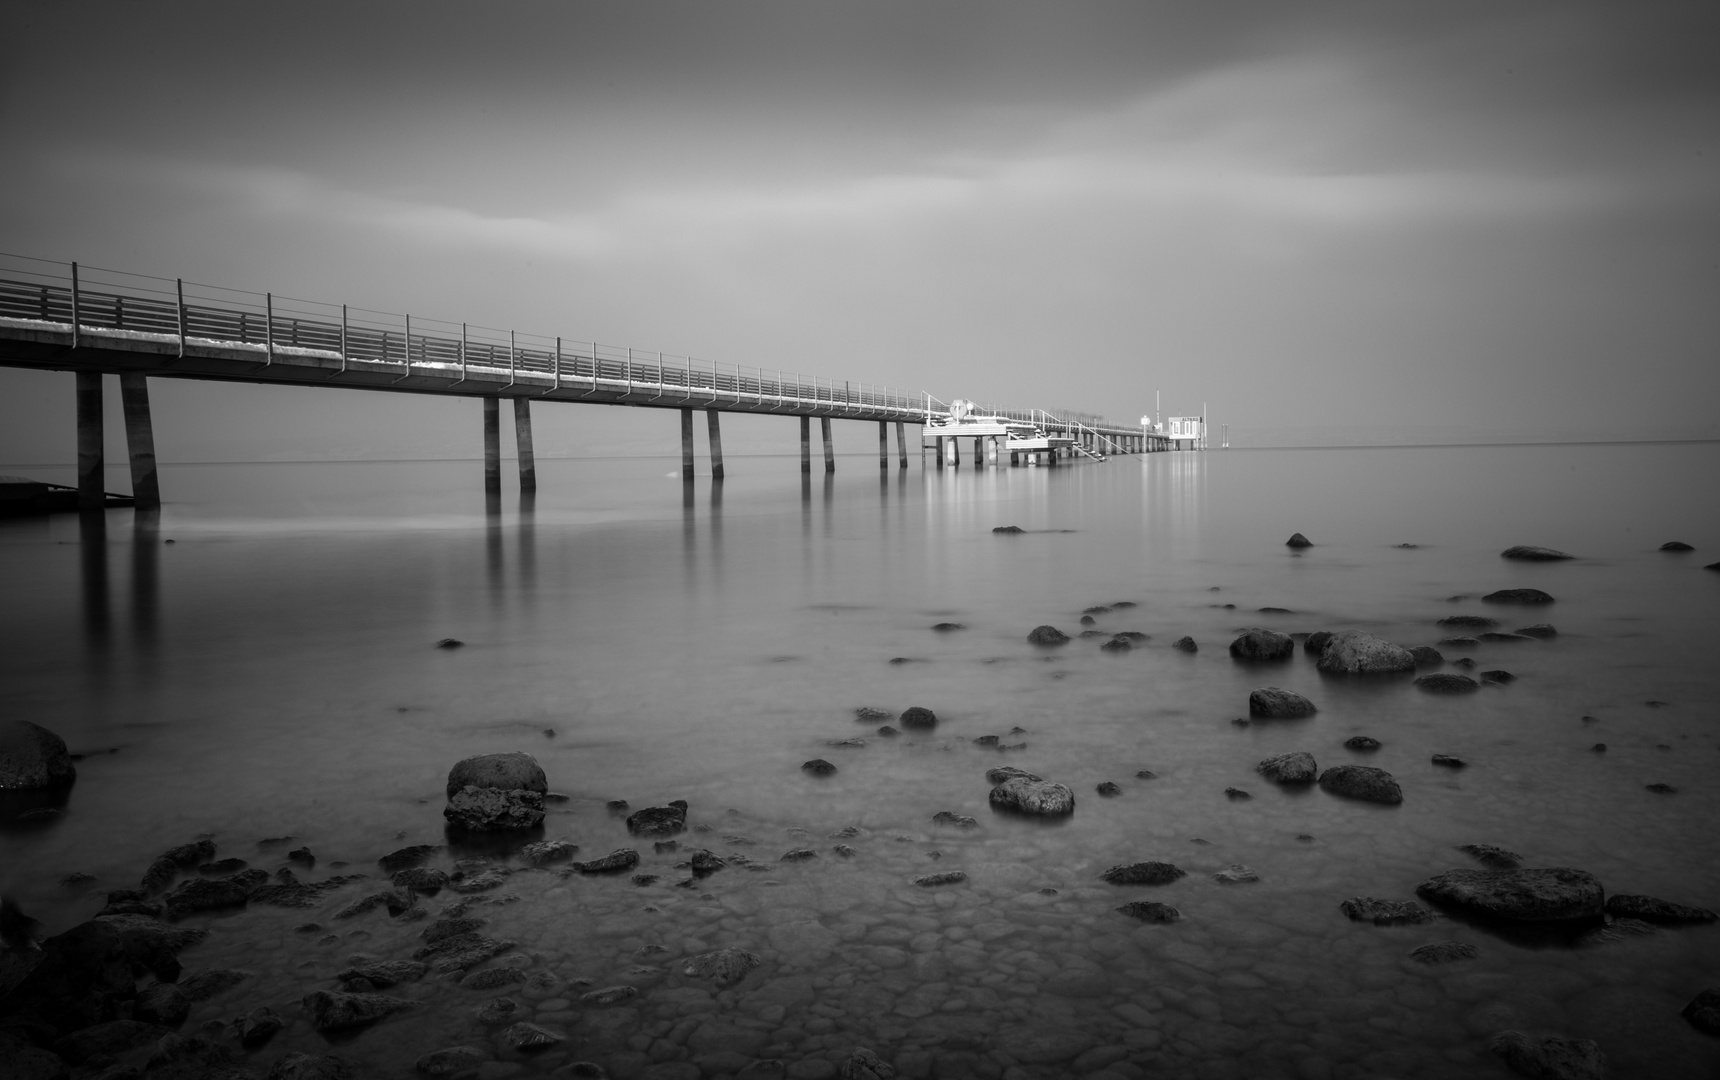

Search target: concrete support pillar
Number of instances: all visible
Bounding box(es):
[680,408,695,477]
[482,397,501,492]
[895,422,908,468]
[934,436,944,468]
[77,371,104,512]
[985,436,998,465]
[706,410,725,479]
[513,398,536,492]
[972,437,983,467]
[878,421,888,469]
[800,416,811,472]
[945,437,959,467]
[118,373,160,511]
[821,416,835,473]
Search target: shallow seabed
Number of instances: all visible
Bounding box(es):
[3,442,1720,1078]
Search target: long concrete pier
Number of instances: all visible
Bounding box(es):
[0,257,1176,509]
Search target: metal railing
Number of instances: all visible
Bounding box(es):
[0,252,1149,434]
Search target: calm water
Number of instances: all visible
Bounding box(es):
[3,442,1719,1079]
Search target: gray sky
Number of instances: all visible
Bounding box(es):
[3,0,1717,460]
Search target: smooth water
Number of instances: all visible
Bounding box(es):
[3,443,1719,1079]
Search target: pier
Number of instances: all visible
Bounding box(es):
[0,255,1174,510]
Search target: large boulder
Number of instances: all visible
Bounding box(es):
[1230,628,1294,661]
[0,919,136,1033]
[988,777,1075,816]
[1248,687,1316,719]
[1314,631,1415,675]
[1027,625,1070,646]
[1317,765,1402,805]
[1415,867,1604,923]
[0,721,76,790]
[444,753,547,799]
[1257,751,1317,784]
[1683,989,1720,1035]
[1501,546,1573,561]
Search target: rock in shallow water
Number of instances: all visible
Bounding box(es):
[1409,941,1478,964]
[1229,628,1294,661]
[988,776,1075,816]
[1683,988,1720,1035]
[1458,844,1522,869]
[1257,751,1317,784]
[1249,687,1316,719]
[1318,765,1402,805]
[301,990,416,1032]
[1501,545,1574,561]
[625,801,687,838]
[0,720,77,790]
[899,706,937,728]
[416,1047,489,1077]
[1285,532,1312,548]
[1172,636,1197,652]
[1102,861,1185,885]
[1315,630,1416,675]
[1482,588,1555,604]
[1026,625,1069,646]
[682,947,761,986]
[1604,894,1717,924]
[1416,867,1604,923]
[1116,900,1181,923]
[1340,897,1433,925]
[1415,673,1479,694]
[1488,1030,1605,1080]
[444,786,544,832]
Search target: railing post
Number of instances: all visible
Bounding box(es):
[340,304,348,374]
[70,262,79,348]
[175,278,185,359]
[459,322,467,384]
[507,330,516,388]
[552,337,561,393]
[400,313,411,380]
[265,293,273,366]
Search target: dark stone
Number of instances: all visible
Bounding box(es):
[435,638,464,648]
[0,720,77,790]
[1257,751,1317,784]
[392,867,450,892]
[1248,687,1316,719]
[1101,862,1186,885]
[1095,781,1122,797]
[1171,636,1197,652]
[1646,783,1678,794]
[972,735,999,747]
[1083,605,1113,615]
[913,871,967,887]
[1415,867,1604,923]
[378,845,442,875]
[1100,635,1132,652]
[1515,624,1558,639]
[876,726,899,736]
[988,777,1075,816]
[574,850,640,874]
[444,787,544,832]
[1343,736,1381,751]
[1303,630,1333,655]
[1488,1031,1605,1080]
[625,801,688,838]
[1482,588,1555,604]
[286,847,315,866]
[688,849,725,875]
[1458,844,1523,869]
[1604,894,1717,924]
[1026,625,1069,646]
[163,871,266,919]
[516,840,576,867]
[932,811,978,827]
[1415,673,1479,694]
[502,1022,565,1051]
[94,913,207,981]
[446,753,548,799]
[1501,545,1573,561]
[1285,532,1312,548]
[991,525,1024,534]
[1258,606,1293,614]
[801,759,837,777]
[1317,765,1402,805]
[1479,632,1531,643]
[1438,636,1480,648]
[854,707,891,722]
[680,947,761,986]
[779,849,818,862]
[132,982,190,1027]
[179,968,250,1001]
[1591,743,1606,752]
[932,622,965,631]
[1115,901,1180,923]
[141,840,217,894]
[335,960,427,987]
[1224,787,1251,800]
[1480,670,1515,685]
[415,1047,488,1077]
[898,707,937,729]
[1079,615,1096,627]
[0,1032,67,1080]
[1431,754,1468,768]
[986,766,1041,785]
[1407,645,1443,666]
[268,1051,360,1079]
[53,1020,166,1065]
[1682,988,1720,1035]
[1707,562,1720,571]
[1229,628,1294,661]
[1135,769,1157,779]
[1316,631,1415,675]
[332,888,416,919]
[1437,615,1498,629]
[422,917,486,946]
[1409,941,1478,964]
[1660,541,1694,552]
[1340,897,1433,925]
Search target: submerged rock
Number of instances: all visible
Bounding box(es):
[1315,631,1416,675]
[1116,901,1181,923]
[1095,781,1122,796]
[1482,588,1555,604]
[931,622,966,631]
[1229,628,1294,662]
[988,777,1075,816]
[1488,1030,1605,1080]
[682,947,761,986]
[898,706,938,729]
[1683,988,1720,1035]
[992,525,1024,534]
[416,1047,489,1077]
[1317,765,1402,805]
[1437,615,1498,629]
[914,871,967,887]
[516,840,577,867]
[986,766,1041,785]
[1172,636,1197,653]
[801,759,837,777]
[1099,635,1133,652]
[1213,864,1259,884]
[1340,897,1433,925]
[1409,941,1478,964]
[1285,532,1312,548]
[625,801,688,838]
[1515,623,1558,639]
[302,990,416,1032]
[1407,645,1443,666]
[1248,687,1316,719]
[377,845,442,875]
[1415,673,1479,694]
[1343,735,1381,751]
[1257,751,1318,784]
[1101,861,1186,885]
[1431,754,1468,769]
[141,839,217,893]
[1416,867,1604,923]
[1501,545,1574,561]
[1457,844,1523,869]
[854,707,891,722]
[0,720,77,790]
[1027,625,1070,646]
[574,850,640,875]
[1660,541,1694,552]
[1604,894,1717,924]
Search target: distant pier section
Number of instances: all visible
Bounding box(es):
[0,254,1180,509]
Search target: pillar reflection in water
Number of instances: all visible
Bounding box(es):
[485,488,504,602]
[79,510,110,652]
[517,490,537,603]
[130,509,160,655]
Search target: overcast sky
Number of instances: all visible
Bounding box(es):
[2,0,1717,460]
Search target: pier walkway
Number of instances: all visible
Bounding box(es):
[0,255,1172,510]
